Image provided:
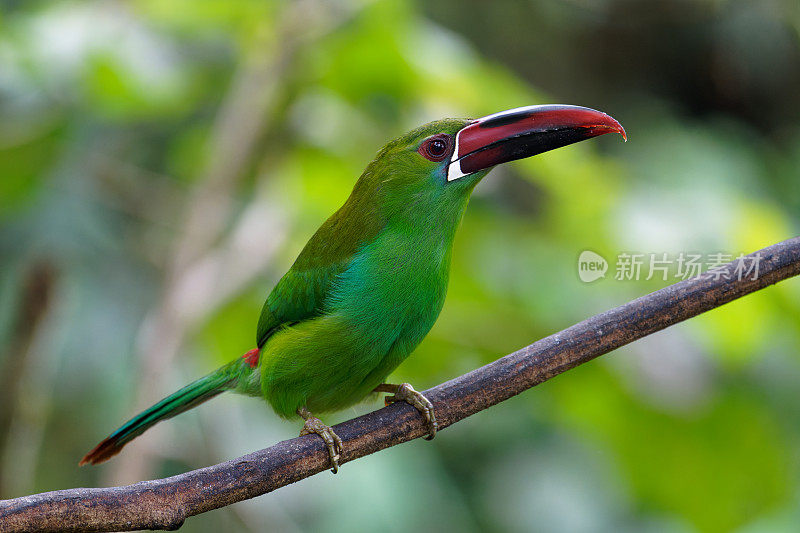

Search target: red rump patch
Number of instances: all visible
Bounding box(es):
[242,348,260,368]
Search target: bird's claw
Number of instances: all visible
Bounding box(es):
[299,416,343,473]
[385,383,438,440]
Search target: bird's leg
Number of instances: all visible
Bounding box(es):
[297,406,343,474]
[375,383,438,440]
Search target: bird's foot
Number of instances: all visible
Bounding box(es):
[297,407,343,474]
[377,383,438,440]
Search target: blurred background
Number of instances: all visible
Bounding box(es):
[2,0,800,531]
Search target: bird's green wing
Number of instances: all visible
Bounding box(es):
[256,186,383,348]
[255,260,347,348]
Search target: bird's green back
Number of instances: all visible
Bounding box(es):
[256,118,474,349]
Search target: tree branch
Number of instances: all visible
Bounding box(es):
[2,237,799,532]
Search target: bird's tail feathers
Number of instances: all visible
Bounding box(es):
[79,352,258,466]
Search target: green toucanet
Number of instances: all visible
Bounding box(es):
[81,104,626,472]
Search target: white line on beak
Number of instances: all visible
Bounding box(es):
[447,130,467,182]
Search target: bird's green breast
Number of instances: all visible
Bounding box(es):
[259,198,465,418]
[331,224,452,356]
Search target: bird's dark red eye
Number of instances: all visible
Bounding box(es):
[418,134,451,162]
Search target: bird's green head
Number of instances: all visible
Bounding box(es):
[357,104,626,227]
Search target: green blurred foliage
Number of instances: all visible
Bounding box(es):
[2,0,800,531]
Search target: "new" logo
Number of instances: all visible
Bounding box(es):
[578,250,608,283]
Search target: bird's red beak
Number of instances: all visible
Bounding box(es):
[447,105,626,181]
